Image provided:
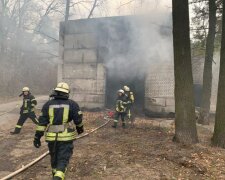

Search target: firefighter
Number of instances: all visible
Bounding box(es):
[123,85,135,120]
[10,87,38,134]
[33,82,84,180]
[112,89,128,128]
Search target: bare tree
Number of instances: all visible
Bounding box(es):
[212,0,225,148]
[172,0,199,144]
[65,0,70,21]
[0,0,57,96]
[198,0,217,125]
[88,0,98,18]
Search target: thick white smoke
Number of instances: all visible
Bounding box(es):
[103,10,173,80]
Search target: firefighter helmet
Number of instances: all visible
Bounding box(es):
[123,86,130,92]
[22,87,30,92]
[55,82,70,94]
[118,89,124,94]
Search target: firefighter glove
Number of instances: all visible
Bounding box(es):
[33,136,41,148]
[76,125,84,135]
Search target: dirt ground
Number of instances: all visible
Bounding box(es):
[1,106,225,179]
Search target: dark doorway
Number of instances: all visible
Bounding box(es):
[105,68,145,112]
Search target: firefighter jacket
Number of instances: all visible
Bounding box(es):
[35,95,83,142]
[21,93,37,114]
[116,95,128,113]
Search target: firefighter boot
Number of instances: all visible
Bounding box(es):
[53,168,67,178]
[53,177,62,180]
[122,122,126,129]
[112,121,118,128]
[53,170,65,180]
[10,127,21,135]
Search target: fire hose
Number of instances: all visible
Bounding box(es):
[0,116,112,180]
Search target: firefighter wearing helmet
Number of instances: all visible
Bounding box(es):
[123,85,135,120]
[112,89,129,128]
[34,82,84,180]
[10,87,38,134]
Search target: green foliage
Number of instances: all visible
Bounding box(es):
[190,0,223,55]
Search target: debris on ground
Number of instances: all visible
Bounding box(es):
[1,112,225,180]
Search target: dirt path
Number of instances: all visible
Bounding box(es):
[0,96,49,178]
[0,96,48,129]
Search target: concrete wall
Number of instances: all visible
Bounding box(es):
[145,63,175,114]
[59,20,106,109]
[192,57,219,112]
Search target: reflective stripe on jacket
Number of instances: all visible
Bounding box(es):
[116,94,128,113]
[36,97,83,142]
[21,94,37,113]
[116,100,126,112]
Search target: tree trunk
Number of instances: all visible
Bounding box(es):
[198,0,217,125]
[212,0,225,148]
[65,0,70,22]
[172,0,198,144]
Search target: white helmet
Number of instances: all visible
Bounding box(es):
[123,85,130,92]
[55,82,70,94]
[118,89,124,94]
[22,87,30,92]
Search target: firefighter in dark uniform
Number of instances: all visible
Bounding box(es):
[33,82,84,180]
[112,89,128,128]
[10,87,38,134]
[123,86,135,120]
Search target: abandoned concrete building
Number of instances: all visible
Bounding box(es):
[58,15,218,115]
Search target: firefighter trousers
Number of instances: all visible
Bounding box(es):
[13,112,38,133]
[126,105,133,119]
[48,141,74,180]
[113,112,127,128]
[115,112,126,122]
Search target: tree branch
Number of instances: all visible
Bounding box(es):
[88,0,98,18]
[34,30,59,42]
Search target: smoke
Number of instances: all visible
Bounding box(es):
[101,10,173,80]
[0,0,58,97]
[83,10,174,106]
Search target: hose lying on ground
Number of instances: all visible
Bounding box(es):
[0,117,111,180]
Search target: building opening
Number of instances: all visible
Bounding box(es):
[105,67,146,112]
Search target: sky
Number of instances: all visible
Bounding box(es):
[101,0,172,16]
[72,0,172,18]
